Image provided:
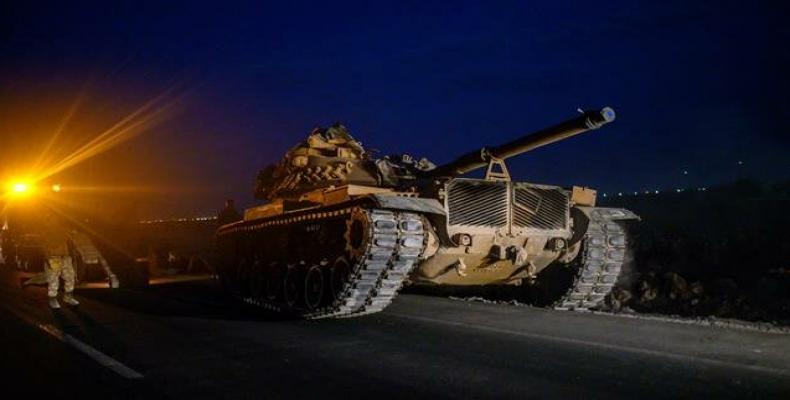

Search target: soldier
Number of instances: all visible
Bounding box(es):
[217,199,242,226]
[42,217,79,309]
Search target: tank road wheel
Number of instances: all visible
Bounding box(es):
[228,257,248,297]
[330,257,351,302]
[237,257,254,299]
[265,262,282,302]
[249,257,266,304]
[217,258,235,293]
[304,265,324,311]
[283,265,302,308]
[221,259,240,295]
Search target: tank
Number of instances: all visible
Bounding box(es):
[216,107,638,318]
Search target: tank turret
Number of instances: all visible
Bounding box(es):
[254,123,380,201]
[255,108,616,202]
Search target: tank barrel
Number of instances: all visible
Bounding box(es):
[429,107,616,177]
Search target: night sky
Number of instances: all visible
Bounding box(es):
[1,1,788,218]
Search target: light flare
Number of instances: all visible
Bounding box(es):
[6,181,34,198]
[12,182,29,193]
[31,89,88,173]
[42,201,136,260]
[33,84,186,183]
[2,83,187,207]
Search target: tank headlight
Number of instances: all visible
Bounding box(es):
[549,238,567,251]
[453,233,472,247]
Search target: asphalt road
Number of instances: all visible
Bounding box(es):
[0,269,788,399]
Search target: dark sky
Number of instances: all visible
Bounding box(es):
[1,1,788,218]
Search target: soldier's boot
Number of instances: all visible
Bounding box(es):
[49,297,61,309]
[62,293,80,306]
[109,274,119,289]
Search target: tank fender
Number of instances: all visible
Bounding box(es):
[577,206,640,221]
[370,195,446,215]
[568,206,639,249]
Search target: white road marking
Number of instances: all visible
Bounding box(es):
[388,312,790,377]
[3,305,144,379]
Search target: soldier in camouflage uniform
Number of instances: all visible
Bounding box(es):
[42,220,79,309]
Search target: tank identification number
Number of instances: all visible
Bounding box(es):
[304,223,321,232]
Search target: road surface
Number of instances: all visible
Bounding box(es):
[0,269,788,399]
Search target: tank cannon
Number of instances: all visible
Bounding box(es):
[428,107,616,177]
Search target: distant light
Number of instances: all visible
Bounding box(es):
[51,184,61,193]
[618,192,623,197]
[737,161,744,165]
[602,193,607,197]
[676,188,682,193]
[682,170,688,175]
[644,190,650,194]
[633,191,637,195]
[654,190,659,194]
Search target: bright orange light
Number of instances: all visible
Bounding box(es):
[7,181,34,197]
[13,182,29,193]
[51,183,61,192]
[32,85,186,183]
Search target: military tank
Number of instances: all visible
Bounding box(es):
[216,107,638,318]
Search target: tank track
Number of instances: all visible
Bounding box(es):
[553,211,629,311]
[216,205,427,319]
[316,209,425,319]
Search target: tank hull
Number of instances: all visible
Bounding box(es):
[216,181,637,318]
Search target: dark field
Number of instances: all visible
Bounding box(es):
[601,179,790,324]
